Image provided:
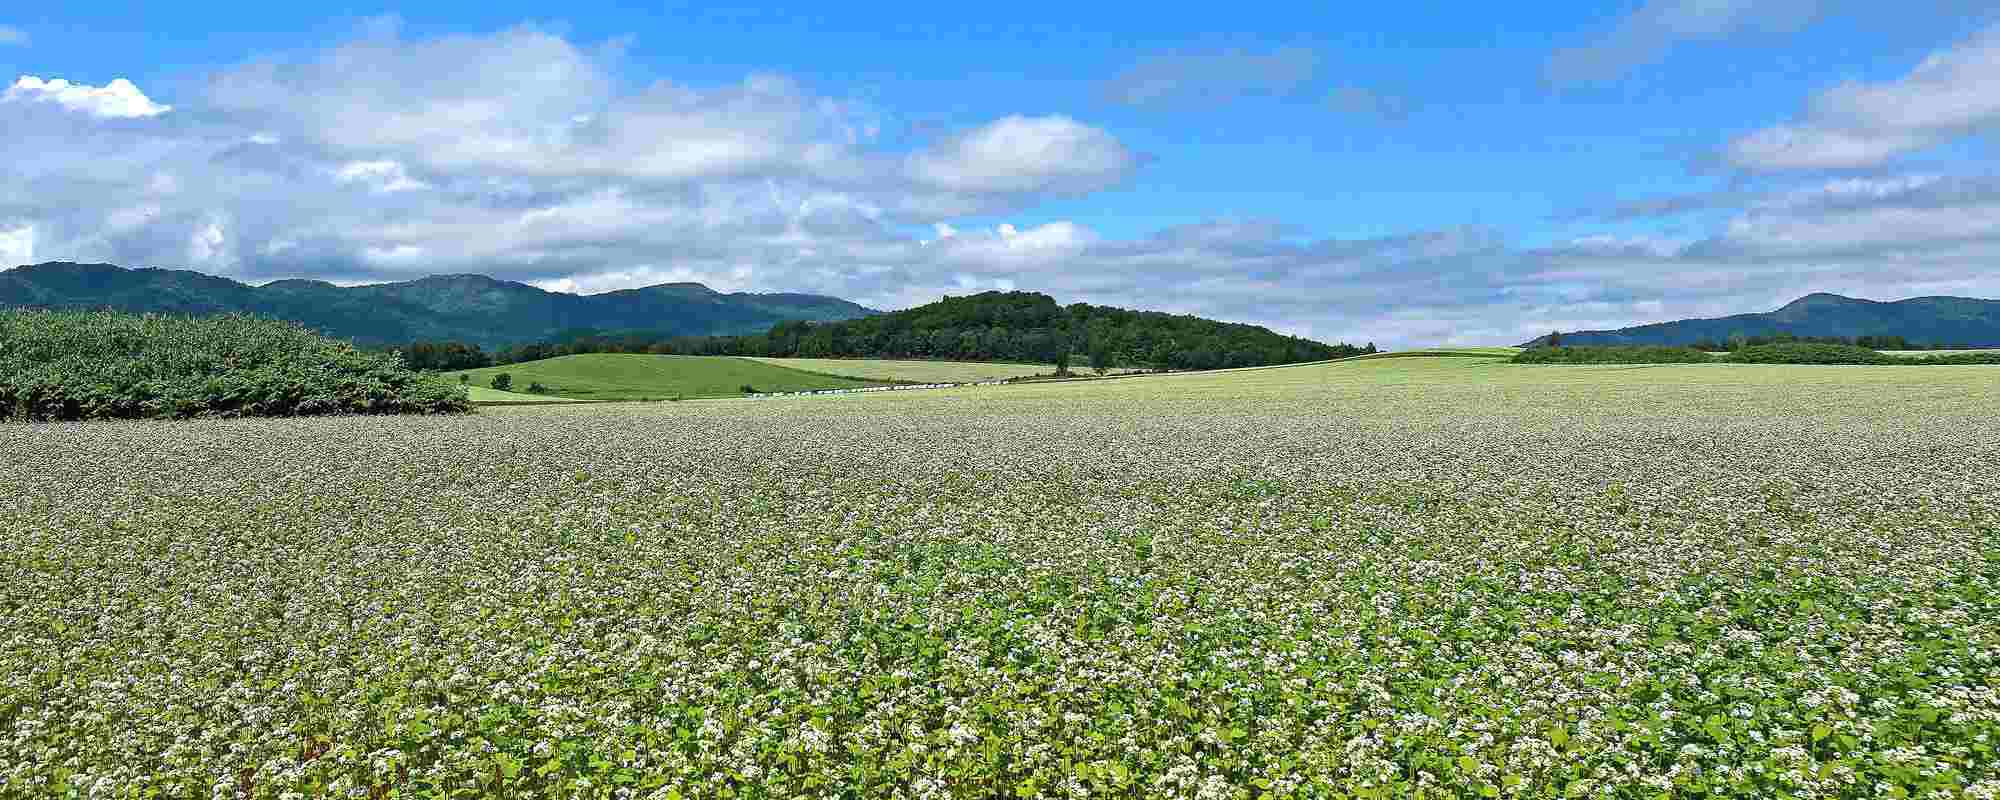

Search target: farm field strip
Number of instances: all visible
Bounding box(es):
[4,358,1998,797]
[444,353,879,400]
[463,386,591,403]
[741,357,1068,383]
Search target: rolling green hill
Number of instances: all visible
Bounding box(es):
[614,291,1372,370]
[445,354,879,400]
[0,261,877,349]
[1523,293,2000,348]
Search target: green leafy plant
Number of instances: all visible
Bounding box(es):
[0,309,470,421]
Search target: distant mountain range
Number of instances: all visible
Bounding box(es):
[0,262,878,348]
[1522,293,2000,348]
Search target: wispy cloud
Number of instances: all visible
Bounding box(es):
[1098,47,1319,107]
[1545,0,1828,84]
[1324,86,1413,121]
[1725,23,2000,170]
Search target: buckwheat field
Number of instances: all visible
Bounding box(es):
[5,357,1998,799]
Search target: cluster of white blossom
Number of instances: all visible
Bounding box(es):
[2,360,1995,797]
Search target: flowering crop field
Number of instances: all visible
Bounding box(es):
[4,357,1998,798]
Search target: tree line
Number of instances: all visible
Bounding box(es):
[387,291,1374,371]
[1544,331,1989,352]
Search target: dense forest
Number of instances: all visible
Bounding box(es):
[393,291,1372,371]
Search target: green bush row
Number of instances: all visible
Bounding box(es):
[1515,342,2000,366]
[1,309,472,421]
[1511,345,1715,364]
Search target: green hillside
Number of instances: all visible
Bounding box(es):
[445,354,879,400]
[0,262,878,349]
[1523,293,2000,348]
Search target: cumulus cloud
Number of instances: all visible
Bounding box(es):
[0,25,27,46]
[5,75,173,118]
[0,224,34,266]
[1546,0,1827,84]
[7,23,2000,349]
[906,115,1136,196]
[187,221,228,265]
[206,27,876,185]
[1726,24,2000,170]
[1098,47,1320,107]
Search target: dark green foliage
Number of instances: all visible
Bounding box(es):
[493,291,1366,371]
[489,373,512,391]
[739,384,758,394]
[1515,341,2000,365]
[1728,342,1898,365]
[1,262,877,349]
[526,382,548,394]
[1521,292,2000,348]
[1690,332,1942,352]
[0,309,470,421]
[1089,344,1111,375]
[393,340,493,371]
[1512,346,1715,364]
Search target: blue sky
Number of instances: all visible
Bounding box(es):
[4,2,2000,346]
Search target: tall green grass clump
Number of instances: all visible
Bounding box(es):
[1512,345,1714,364]
[0,309,471,421]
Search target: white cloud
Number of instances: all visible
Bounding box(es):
[1547,0,1826,84]
[333,160,430,193]
[187,222,227,264]
[906,115,1136,196]
[7,22,2000,349]
[206,28,874,184]
[0,25,27,46]
[5,75,172,118]
[1726,24,2000,170]
[0,224,34,265]
[362,245,427,265]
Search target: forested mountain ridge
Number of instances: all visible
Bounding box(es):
[499,291,1370,370]
[1522,293,2000,348]
[0,262,877,348]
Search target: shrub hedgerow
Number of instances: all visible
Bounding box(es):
[0,309,471,421]
[1726,342,1898,365]
[1517,342,2000,366]
[1511,345,1715,364]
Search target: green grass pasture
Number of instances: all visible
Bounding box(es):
[445,354,878,400]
